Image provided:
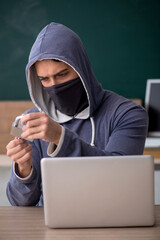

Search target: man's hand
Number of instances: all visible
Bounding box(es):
[21,112,62,145]
[6,138,32,178]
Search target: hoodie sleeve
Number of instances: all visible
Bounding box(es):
[48,103,148,158]
[6,141,42,206]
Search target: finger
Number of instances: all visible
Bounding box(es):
[7,142,30,157]
[22,118,43,131]
[16,153,32,167]
[6,138,26,150]
[21,112,46,125]
[12,145,32,163]
[21,126,42,140]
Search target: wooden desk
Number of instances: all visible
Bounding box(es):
[144,147,160,165]
[0,206,160,240]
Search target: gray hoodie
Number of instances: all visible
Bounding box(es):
[7,22,148,206]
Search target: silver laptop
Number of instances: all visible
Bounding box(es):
[41,155,155,228]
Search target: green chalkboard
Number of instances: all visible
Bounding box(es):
[0,0,160,103]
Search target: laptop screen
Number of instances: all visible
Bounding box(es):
[145,79,160,137]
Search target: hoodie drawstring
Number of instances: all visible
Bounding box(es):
[90,117,95,146]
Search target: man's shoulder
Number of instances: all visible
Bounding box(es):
[103,90,142,109]
[100,90,146,120]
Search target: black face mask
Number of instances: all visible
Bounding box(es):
[43,77,88,116]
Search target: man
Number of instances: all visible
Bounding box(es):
[6,22,148,206]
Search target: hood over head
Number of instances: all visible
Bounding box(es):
[26,22,104,123]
